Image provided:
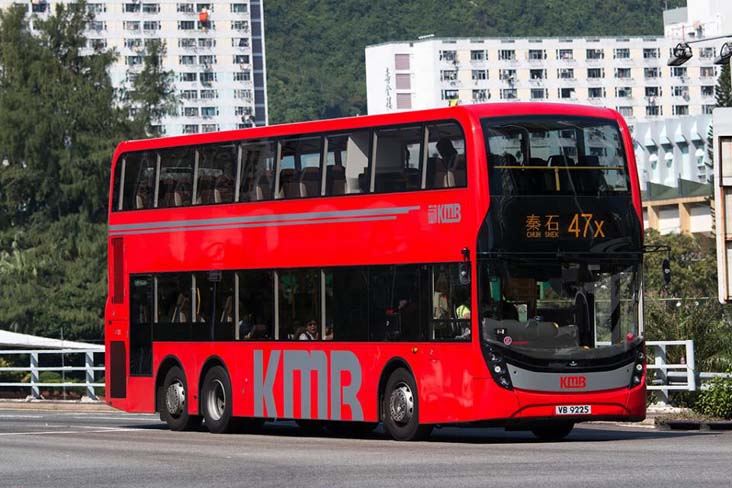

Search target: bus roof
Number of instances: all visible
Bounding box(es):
[115,102,622,156]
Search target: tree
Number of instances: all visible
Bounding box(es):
[0,3,175,341]
[127,39,177,138]
[643,230,732,371]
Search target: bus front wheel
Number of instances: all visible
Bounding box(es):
[160,366,202,431]
[201,365,235,434]
[382,368,433,441]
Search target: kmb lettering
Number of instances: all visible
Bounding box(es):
[559,375,587,389]
[253,350,363,420]
[428,204,461,224]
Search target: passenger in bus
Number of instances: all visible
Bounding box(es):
[171,293,190,323]
[299,320,319,340]
[324,326,333,340]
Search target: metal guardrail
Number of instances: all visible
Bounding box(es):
[0,348,104,401]
[646,340,696,404]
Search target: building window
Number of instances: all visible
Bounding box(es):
[470,50,486,61]
[177,3,195,13]
[202,124,219,133]
[142,3,160,13]
[472,89,488,102]
[672,86,689,99]
[498,49,516,61]
[143,21,160,31]
[617,106,633,118]
[231,3,248,13]
[440,70,458,81]
[701,66,716,78]
[587,68,604,78]
[557,49,573,60]
[671,67,687,78]
[614,48,630,59]
[233,71,251,82]
[87,3,106,13]
[395,54,410,70]
[234,106,252,116]
[530,89,547,100]
[558,68,574,79]
[183,124,199,134]
[645,86,661,97]
[179,72,197,82]
[124,3,141,13]
[201,107,218,118]
[396,93,412,109]
[643,48,660,59]
[615,68,631,79]
[88,20,106,31]
[588,87,605,98]
[234,55,250,65]
[646,105,662,117]
[672,105,689,116]
[179,55,195,65]
[499,69,516,81]
[231,20,249,31]
[232,38,249,48]
[699,47,715,59]
[125,56,143,66]
[441,89,459,100]
[439,50,457,62]
[395,73,410,90]
[615,87,632,98]
[199,55,216,65]
[471,69,488,81]
[198,38,215,49]
[528,49,546,60]
[644,67,660,78]
[500,88,517,100]
[178,20,195,30]
[200,72,217,84]
[701,85,714,97]
[703,104,715,115]
[234,89,252,100]
[183,107,199,117]
[530,69,546,80]
[89,38,107,50]
[181,90,198,100]
[586,48,604,60]
[558,87,575,99]
[200,89,218,99]
[179,38,196,48]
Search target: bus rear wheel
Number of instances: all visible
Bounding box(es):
[382,368,433,441]
[530,422,574,441]
[160,366,202,431]
[201,366,235,434]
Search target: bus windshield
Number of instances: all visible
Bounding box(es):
[478,258,640,356]
[483,116,630,196]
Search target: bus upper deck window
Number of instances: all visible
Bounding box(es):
[157,148,195,208]
[121,152,157,210]
[195,144,237,205]
[426,122,466,189]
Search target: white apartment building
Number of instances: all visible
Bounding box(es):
[365,0,732,188]
[5,0,267,135]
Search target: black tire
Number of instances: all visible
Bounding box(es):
[325,421,378,437]
[381,368,433,441]
[530,422,574,441]
[160,365,202,431]
[201,365,235,434]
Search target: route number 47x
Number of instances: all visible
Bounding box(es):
[568,213,605,238]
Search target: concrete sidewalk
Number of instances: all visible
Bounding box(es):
[0,399,117,413]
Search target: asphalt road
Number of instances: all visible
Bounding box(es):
[0,409,729,488]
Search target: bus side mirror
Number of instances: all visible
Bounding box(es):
[460,247,471,285]
[662,258,671,285]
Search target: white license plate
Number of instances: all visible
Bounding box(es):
[555,405,591,415]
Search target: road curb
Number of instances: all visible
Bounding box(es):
[0,400,117,413]
[657,419,732,431]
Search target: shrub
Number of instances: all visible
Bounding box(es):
[695,374,732,419]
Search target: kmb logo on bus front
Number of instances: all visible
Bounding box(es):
[559,376,587,389]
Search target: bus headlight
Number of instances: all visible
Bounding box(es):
[629,348,645,389]
[486,347,513,390]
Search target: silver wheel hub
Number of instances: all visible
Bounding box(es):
[206,379,226,421]
[165,380,186,417]
[389,383,414,425]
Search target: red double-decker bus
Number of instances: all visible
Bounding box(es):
[105,103,646,441]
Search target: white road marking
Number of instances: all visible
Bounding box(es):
[0,427,138,436]
[71,416,160,422]
[0,414,44,419]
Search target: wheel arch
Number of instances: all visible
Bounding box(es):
[155,355,183,413]
[377,357,415,420]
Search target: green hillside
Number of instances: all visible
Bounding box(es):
[264,0,685,124]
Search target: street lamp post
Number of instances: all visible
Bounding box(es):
[667,34,732,67]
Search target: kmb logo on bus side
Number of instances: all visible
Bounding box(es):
[428,204,461,224]
[559,375,587,389]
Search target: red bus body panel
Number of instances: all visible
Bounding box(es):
[105,103,645,425]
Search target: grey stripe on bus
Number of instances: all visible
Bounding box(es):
[108,215,398,236]
[108,205,420,232]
